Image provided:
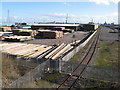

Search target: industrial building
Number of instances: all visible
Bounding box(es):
[83,24,99,31]
[31,23,79,31]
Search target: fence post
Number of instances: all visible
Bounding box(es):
[59,58,62,73]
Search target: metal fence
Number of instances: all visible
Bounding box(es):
[6,59,50,88]
[61,61,120,82]
[3,31,98,88]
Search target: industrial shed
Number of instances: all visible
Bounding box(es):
[36,30,63,39]
[83,24,99,31]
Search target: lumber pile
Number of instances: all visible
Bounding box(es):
[62,29,75,33]
[0,26,11,32]
[36,30,63,39]
[0,43,52,59]
[0,42,73,60]
[4,36,33,41]
[12,29,36,37]
[45,43,73,60]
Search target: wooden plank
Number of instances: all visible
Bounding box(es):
[4,44,35,54]
[45,43,65,59]
[52,44,72,60]
[28,46,52,58]
[48,44,66,59]
[17,45,45,56]
[2,43,27,51]
[1,43,20,50]
[23,45,49,57]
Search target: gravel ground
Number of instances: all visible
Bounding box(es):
[22,31,88,45]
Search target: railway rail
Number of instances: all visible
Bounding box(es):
[57,30,100,89]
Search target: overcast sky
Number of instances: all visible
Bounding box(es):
[1,0,119,24]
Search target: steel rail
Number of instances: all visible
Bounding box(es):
[57,30,100,90]
[69,30,100,89]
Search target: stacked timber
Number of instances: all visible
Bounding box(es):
[51,44,73,60]
[12,29,36,37]
[1,43,73,60]
[45,43,73,60]
[0,43,53,59]
[36,30,63,39]
[62,29,75,33]
[12,29,21,35]
[0,26,11,32]
[70,40,81,45]
[19,45,46,56]
[2,43,26,51]
[4,36,33,41]
[28,46,52,58]
[3,44,35,54]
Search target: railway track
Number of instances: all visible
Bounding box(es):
[57,30,100,89]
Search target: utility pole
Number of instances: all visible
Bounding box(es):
[7,10,10,25]
[66,13,68,24]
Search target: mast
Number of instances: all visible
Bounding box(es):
[7,10,10,25]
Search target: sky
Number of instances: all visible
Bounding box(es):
[1,0,119,24]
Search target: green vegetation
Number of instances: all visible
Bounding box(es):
[79,77,120,88]
[2,54,39,86]
[44,73,61,82]
[2,54,20,86]
[95,41,119,67]
[70,48,86,62]
[21,79,54,88]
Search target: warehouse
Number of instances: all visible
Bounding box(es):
[83,24,99,31]
[31,23,79,31]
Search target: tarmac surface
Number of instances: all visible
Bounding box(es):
[100,26,119,41]
[23,31,88,45]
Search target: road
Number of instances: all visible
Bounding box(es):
[100,26,119,41]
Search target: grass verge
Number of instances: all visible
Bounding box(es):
[95,41,119,68]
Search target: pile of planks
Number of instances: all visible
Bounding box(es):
[45,43,73,60]
[12,29,36,37]
[4,36,33,41]
[0,43,52,59]
[0,26,12,32]
[37,30,63,39]
[0,43,73,60]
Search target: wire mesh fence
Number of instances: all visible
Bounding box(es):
[61,61,120,83]
[5,59,50,88]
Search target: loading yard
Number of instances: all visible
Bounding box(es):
[23,31,88,45]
